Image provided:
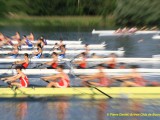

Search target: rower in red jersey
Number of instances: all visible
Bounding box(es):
[1,66,29,88]
[105,53,117,69]
[44,52,58,69]
[41,65,70,88]
[112,65,146,87]
[14,53,29,69]
[74,52,87,69]
[80,64,110,87]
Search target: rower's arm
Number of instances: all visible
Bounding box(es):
[41,74,61,81]
[80,73,101,81]
[15,60,25,64]
[5,74,21,82]
[112,74,133,80]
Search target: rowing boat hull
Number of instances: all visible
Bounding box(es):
[12,40,82,45]
[2,44,106,50]
[152,35,160,39]
[0,87,160,99]
[1,69,160,75]
[92,29,160,35]
[0,50,124,56]
[0,58,160,63]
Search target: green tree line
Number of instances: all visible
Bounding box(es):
[0,0,159,26]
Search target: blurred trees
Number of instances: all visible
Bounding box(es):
[0,0,160,26]
[114,0,160,26]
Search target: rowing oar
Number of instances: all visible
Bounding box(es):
[69,62,113,99]
[32,63,44,69]
[85,81,112,99]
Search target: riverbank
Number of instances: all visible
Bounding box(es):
[0,16,115,28]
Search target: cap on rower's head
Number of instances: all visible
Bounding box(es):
[24,53,28,57]
[55,43,58,45]
[57,65,64,69]
[129,65,139,69]
[15,65,22,70]
[52,52,58,56]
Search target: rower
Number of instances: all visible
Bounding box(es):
[112,65,146,87]
[58,45,66,59]
[0,33,6,47]
[11,32,21,41]
[36,38,45,48]
[27,32,34,41]
[80,64,109,87]
[22,35,33,48]
[41,65,70,88]
[32,44,43,59]
[44,52,58,69]
[118,62,126,69]
[53,43,59,50]
[91,53,101,58]
[59,39,64,47]
[1,66,29,88]
[74,52,87,69]
[105,53,117,69]
[14,53,29,69]
[7,46,19,58]
[84,44,89,56]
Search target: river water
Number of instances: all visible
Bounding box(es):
[0,26,160,120]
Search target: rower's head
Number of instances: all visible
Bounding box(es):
[23,35,26,38]
[52,52,58,58]
[24,53,29,58]
[60,39,63,43]
[130,65,139,72]
[16,32,20,35]
[37,44,42,49]
[109,53,117,58]
[97,64,105,70]
[60,45,66,49]
[91,53,96,56]
[80,52,86,58]
[15,65,22,73]
[56,65,64,72]
[85,44,89,47]
[55,43,58,45]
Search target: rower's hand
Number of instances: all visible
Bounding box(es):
[1,78,6,81]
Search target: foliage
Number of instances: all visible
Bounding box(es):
[114,0,160,26]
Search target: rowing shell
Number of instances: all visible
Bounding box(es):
[1,69,160,75]
[12,39,82,45]
[2,44,106,50]
[0,50,125,56]
[0,87,160,99]
[152,35,160,39]
[0,58,160,63]
[92,29,160,35]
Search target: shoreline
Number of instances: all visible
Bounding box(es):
[0,16,115,28]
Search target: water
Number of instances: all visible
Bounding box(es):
[0,26,160,120]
